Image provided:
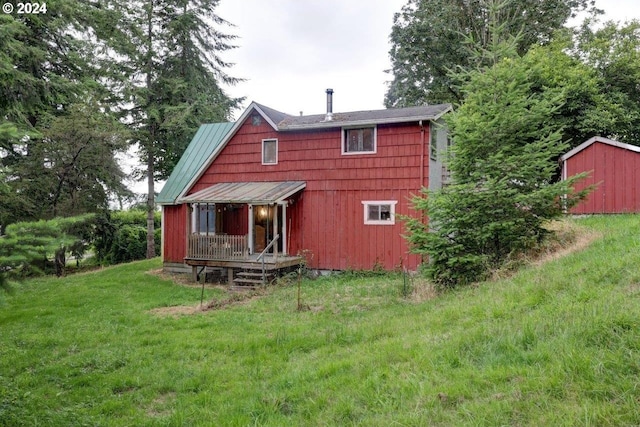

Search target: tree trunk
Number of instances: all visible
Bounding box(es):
[145,0,156,259]
[146,147,155,258]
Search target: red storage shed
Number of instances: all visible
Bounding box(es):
[561,136,640,214]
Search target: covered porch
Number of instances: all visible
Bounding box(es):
[179,181,306,284]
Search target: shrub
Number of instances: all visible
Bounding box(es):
[93,209,161,264]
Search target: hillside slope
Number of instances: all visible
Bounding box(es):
[1,215,639,426]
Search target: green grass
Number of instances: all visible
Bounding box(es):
[2,215,640,426]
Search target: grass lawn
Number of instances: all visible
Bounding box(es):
[2,215,640,426]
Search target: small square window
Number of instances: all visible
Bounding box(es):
[362,201,397,225]
[342,127,376,154]
[262,138,278,165]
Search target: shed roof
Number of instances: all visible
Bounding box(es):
[157,122,234,204]
[179,181,306,204]
[561,136,640,162]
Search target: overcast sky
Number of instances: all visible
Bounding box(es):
[133,0,640,196]
[216,0,640,119]
[216,0,406,117]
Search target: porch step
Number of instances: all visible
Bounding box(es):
[231,270,275,291]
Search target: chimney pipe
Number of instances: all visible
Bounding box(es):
[325,88,333,121]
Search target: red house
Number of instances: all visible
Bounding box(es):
[561,136,640,214]
[158,91,452,283]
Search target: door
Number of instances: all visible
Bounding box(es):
[252,204,284,254]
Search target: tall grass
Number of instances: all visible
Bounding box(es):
[1,215,640,426]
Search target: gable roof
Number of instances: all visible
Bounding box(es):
[561,136,640,162]
[256,102,452,130]
[159,101,453,205]
[157,122,234,205]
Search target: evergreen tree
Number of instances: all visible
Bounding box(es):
[105,0,240,258]
[0,214,95,290]
[0,2,133,224]
[404,13,588,287]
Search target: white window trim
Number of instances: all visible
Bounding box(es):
[341,126,377,155]
[362,200,397,225]
[262,138,278,165]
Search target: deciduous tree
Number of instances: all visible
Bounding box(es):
[385,0,600,107]
[574,20,640,144]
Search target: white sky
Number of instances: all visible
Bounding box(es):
[129,0,640,196]
[216,0,406,117]
[216,0,640,119]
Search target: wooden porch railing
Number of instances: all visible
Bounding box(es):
[187,234,249,260]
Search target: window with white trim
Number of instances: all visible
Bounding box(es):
[362,201,397,225]
[192,203,216,233]
[342,127,376,154]
[262,138,278,164]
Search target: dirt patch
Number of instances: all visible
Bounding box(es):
[530,221,601,267]
[491,220,602,281]
[146,268,226,288]
[146,392,176,418]
[408,278,439,303]
[148,287,269,317]
[148,304,206,317]
[625,282,640,295]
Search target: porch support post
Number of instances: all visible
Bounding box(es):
[281,202,287,256]
[273,203,278,258]
[228,267,234,285]
[248,205,254,254]
[192,266,198,282]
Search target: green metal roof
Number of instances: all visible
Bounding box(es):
[157,122,235,205]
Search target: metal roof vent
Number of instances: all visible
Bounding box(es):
[325,88,333,121]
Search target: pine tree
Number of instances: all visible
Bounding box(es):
[404,8,589,287]
[0,2,132,224]
[104,0,240,258]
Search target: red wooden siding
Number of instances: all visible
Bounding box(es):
[566,142,640,214]
[221,204,248,236]
[163,204,189,262]
[178,115,429,270]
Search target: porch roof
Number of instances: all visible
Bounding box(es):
[179,181,306,204]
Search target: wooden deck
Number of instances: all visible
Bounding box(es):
[184,253,303,270]
[185,254,303,286]
[185,233,302,285]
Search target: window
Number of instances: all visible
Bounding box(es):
[342,127,376,154]
[362,201,397,225]
[262,138,278,164]
[192,203,216,233]
[430,126,438,161]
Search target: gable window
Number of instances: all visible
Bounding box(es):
[192,203,216,234]
[262,138,278,165]
[342,127,376,154]
[362,201,397,225]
